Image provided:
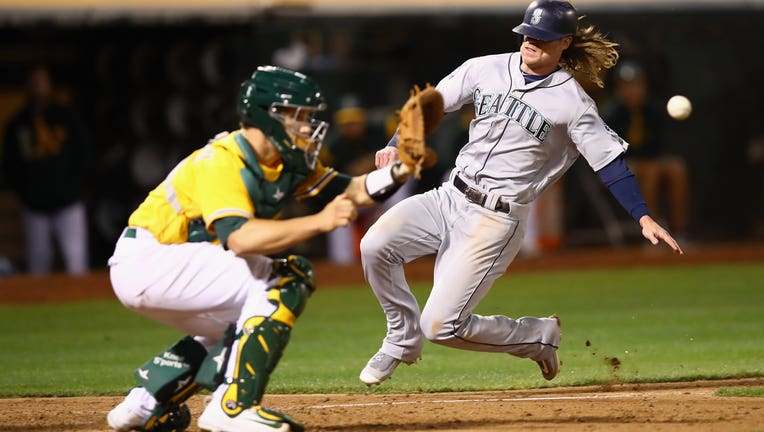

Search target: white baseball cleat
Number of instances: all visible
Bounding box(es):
[198,396,301,432]
[107,387,152,431]
[359,351,401,385]
[532,315,561,381]
[107,387,192,432]
[107,402,146,431]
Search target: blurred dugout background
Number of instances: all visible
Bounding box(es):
[0,0,762,272]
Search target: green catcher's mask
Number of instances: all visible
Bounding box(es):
[238,65,328,171]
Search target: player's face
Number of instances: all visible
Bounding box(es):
[273,105,329,168]
[520,35,573,75]
[616,78,648,110]
[27,67,52,108]
[280,107,322,149]
[281,107,313,142]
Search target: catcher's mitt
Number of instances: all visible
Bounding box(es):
[397,84,444,179]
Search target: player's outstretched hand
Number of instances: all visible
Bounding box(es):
[318,193,358,232]
[375,146,399,169]
[639,215,683,254]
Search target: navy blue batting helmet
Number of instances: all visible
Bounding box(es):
[512,0,578,41]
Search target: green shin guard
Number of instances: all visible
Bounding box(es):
[195,323,237,391]
[134,336,207,431]
[220,255,315,417]
[135,336,207,403]
[272,254,316,293]
[220,317,292,416]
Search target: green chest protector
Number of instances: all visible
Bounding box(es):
[235,133,307,219]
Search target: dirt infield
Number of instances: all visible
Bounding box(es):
[1,242,762,431]
[3,378,763,431]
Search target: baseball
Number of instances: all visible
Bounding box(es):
[667,95,692,120]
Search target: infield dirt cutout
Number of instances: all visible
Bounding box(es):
[3,378,764,431]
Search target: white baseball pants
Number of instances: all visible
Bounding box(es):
[361,181,556,364]
[108,227,276,350]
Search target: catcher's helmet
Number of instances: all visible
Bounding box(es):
[238,65,328,170]
[513,0,578,42]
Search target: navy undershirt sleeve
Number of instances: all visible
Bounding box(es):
[386,129,399,148]
[596,154,650,221]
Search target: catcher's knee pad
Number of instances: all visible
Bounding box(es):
[134,336,207,430]
[219,255,315,416]
[271,254,316,300]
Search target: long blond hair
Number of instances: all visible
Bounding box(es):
[560,19,619,88]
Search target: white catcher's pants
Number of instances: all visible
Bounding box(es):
[108,227,276,350]
[361,181,556,364]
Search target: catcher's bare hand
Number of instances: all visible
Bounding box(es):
[375,146,400,169]
[318,193,357,232]
[639,215,683,254]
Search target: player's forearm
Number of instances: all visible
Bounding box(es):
[226,216,323,256]
[345,163,411,207]
[345,176,376,207]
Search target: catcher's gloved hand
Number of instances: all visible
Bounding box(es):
[396,84,444,179]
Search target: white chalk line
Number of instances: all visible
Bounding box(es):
[306,393,643,409]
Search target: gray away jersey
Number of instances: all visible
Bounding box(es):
[436,52,628,205]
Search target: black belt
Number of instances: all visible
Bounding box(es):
[453,175,511,213]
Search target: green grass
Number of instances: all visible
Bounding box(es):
[0,263,762,397]
[715,387,764,397]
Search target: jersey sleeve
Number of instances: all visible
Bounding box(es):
[569,104,629,171]
[192,145,255,230]
[293,159,351,203]
[213,215,248,249]
[436,58,479,113]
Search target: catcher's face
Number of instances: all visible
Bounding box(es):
[270,104,328,169]
[520,35,572,75]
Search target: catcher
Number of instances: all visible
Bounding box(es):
[106,66,441,432]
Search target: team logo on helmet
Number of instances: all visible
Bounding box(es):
[531,8,543,25]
